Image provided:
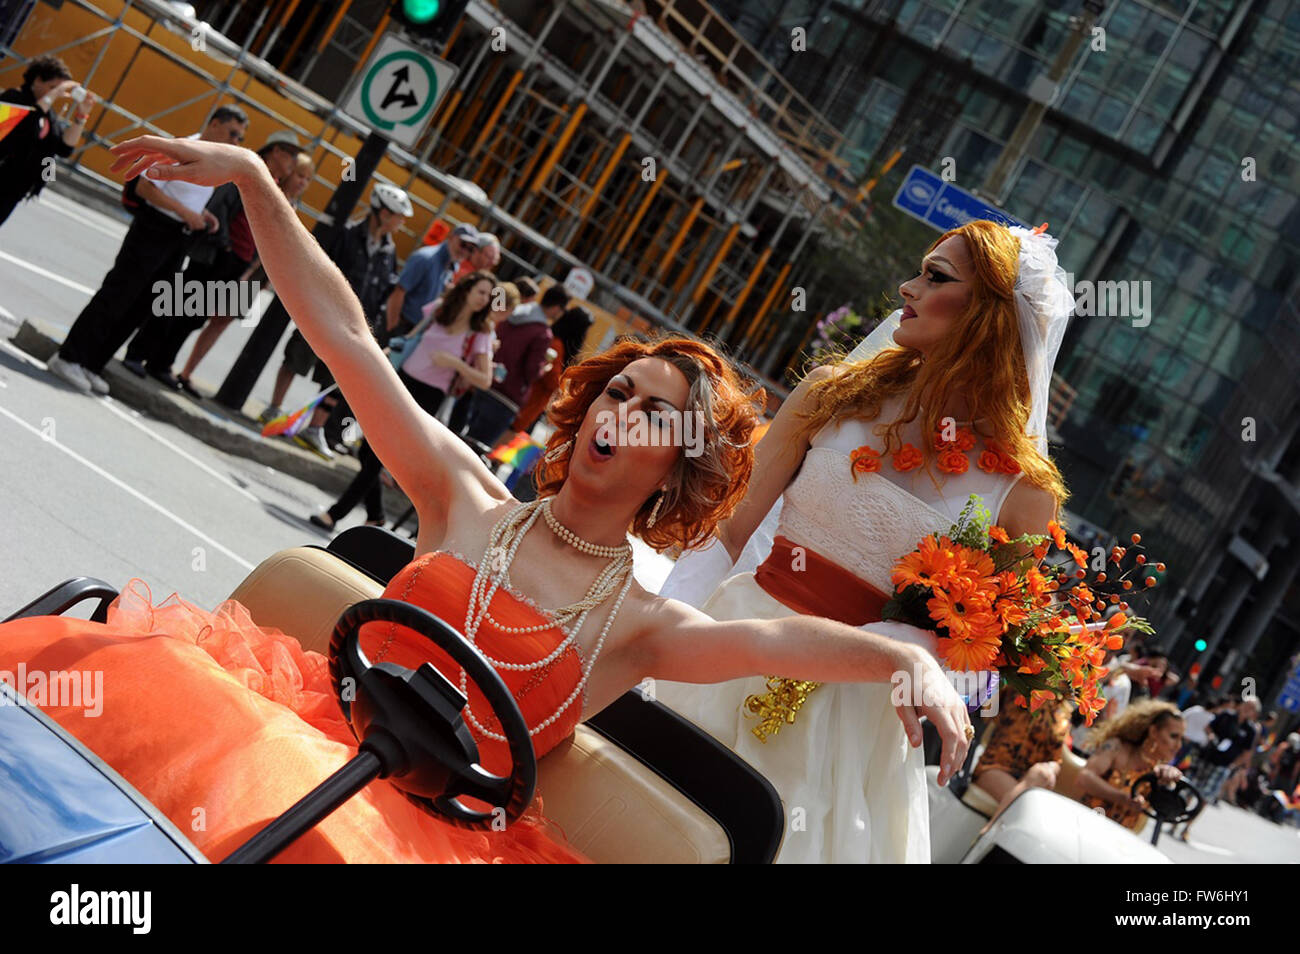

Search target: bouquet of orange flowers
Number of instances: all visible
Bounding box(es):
[882,496,1161,724]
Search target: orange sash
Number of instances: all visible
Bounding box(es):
[753,535,889,625]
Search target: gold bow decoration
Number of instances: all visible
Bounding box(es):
[743,677,822,742]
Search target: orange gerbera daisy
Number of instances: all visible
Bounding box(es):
[948,546,996,591]
[891,534,956,589]
[988,525,1011,545]
[937,628,1002,671]
[927,583,992,639]
[892,443,923,472]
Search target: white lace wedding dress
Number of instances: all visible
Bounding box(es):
[657,396,1023,863]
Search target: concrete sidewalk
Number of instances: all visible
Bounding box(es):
[10,318,421,528]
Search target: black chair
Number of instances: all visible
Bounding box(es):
[3,577,119,624]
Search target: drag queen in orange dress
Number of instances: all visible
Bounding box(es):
[0,135,975,863]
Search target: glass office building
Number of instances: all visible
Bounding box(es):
[709,0,1300,684]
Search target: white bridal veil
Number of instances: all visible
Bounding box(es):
[658,224,1075,602]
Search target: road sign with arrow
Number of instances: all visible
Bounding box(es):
[342,33,458,148]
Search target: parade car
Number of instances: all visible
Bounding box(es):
[925,730,1201,863]
[1,526,784,864]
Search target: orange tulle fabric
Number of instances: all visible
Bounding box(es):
[0,551,588,863]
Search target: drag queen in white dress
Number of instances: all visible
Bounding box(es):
[658,220,1075,863]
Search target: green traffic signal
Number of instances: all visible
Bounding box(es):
[402,0,441,24]
[1194,639,1208,652]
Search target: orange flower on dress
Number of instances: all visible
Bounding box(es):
[937,448,969,474]
[977,449,1003,474]
[998,454,1022,475]
[892,443,923,472]
[849,445,881,481]
[934,426,977,451]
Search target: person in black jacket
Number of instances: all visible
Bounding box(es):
[121,131,305,392]
[0,55,97,227]
[263,182,411,459]
[47,106,248,395]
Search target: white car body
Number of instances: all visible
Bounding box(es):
[926,765,1171,863]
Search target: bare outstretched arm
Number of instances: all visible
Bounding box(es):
[604,597,973,785]
[109,136,510,525]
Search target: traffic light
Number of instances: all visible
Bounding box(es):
[1194,638,1208,652]
[390,0,469,45]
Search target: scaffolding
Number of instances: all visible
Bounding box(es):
[4,0,868,385]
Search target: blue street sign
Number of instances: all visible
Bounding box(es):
[1279,662,1300,713]
[892,164,1026,232]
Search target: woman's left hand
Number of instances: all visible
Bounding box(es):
[893,645,972,787]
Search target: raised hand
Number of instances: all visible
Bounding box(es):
[109,135,259,189]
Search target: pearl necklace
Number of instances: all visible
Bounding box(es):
[461,499,635,740]
[541,498,632,558]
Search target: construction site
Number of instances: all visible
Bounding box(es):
[2,0,887,388]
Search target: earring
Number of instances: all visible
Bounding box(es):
[545,439,572,464]
[646,491,664,529]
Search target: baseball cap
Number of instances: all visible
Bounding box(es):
[450,223,481,246]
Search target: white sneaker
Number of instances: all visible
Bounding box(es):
[85,369,110,395]
[48,354,92,393]
[296,426,335,460]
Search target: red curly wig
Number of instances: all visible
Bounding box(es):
[533,335,766,551]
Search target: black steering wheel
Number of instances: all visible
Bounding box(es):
[1131,771,1201,826]
[328,598,537,829]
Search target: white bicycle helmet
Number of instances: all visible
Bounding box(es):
[370,182,413,217]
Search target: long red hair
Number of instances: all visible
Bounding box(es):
[534,336,766,550]
[794,220,1068,509]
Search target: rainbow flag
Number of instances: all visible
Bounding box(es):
[260,385,337,438]
[489,432,543,474]
[0,103,33,142]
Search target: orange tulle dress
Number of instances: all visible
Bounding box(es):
[0,551,589,863]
